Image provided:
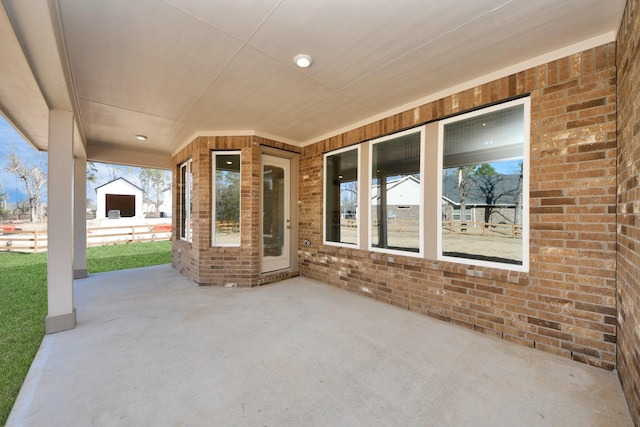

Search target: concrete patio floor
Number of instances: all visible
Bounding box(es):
[8,264,632,426]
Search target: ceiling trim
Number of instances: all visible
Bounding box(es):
[87,142,172,170]
[48,0,87,154]
[172,129,300,157]
[0,2,49,151]
[1,0,87,154]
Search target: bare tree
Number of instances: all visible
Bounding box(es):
[456,165,474,227]
[139,168,153,210]
[513,162,524,225]
[87,161,98,183]
[140,168,169,213]
[215,168,240,223]
[472,163,499,225]
[5,151,47,222]
[340,181,358,218]
[472,163,519,226]
[0,177,7,212]
[107,164,121,181]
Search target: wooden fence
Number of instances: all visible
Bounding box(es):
[0,224,172,253]
[443,221,522,238]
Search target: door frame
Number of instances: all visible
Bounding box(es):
[260,147,299,274]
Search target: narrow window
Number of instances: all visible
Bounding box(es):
[179,159,193,242]
[439,98,529,270]
[324,146,359,246]
[370,128,424,256]
[212,152,241,246]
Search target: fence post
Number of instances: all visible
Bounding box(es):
[34,230,38,253]
[131,225,135,243]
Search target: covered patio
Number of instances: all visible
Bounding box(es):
[7,265,632,426]
[2,0,640,424]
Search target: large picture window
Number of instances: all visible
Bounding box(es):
[179,159,193,242]
[370,128,423,255]
[322,97,529,272]
[324,146,359,246]
[438,98,529,270]
[212,152,241,246]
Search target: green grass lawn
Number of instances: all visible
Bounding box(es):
[0,240,171,425]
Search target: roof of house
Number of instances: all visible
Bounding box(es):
[371,175,420,199]
[370,174,520,207]
[95,177,144,193]
[442,174,522,207]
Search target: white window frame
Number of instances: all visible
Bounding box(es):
[368,126,425,257]
[212,151,241,247]
[323,145,361,248]
[179,159,192,242]
[436,97,530,272]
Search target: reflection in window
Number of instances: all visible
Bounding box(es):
[212,152,241,246]
[179,159,192,242]
[263,164,285,256]
[324,147,359,246]
[440,101,527,267]
[370,129,423,254]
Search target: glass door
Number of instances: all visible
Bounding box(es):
[261,155,290,273]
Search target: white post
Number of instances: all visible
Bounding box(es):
[46,110,76,334]
[74,156,88,279]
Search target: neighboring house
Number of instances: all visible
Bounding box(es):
[157,188,172,218]
[142,188,172,217]
[369,174,522,226]
[95,178,144,219]
[371,175,420,222]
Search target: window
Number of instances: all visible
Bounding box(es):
[179,159,193,242]
[324,146,359,246]
[322,97,529,272]
[370,128,424,255]
[452,207,472,222]
[438,98,529,270]
[212,152,241,246]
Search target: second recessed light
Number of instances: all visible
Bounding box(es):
[293,54,312,68]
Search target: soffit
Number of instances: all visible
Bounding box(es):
[0,3,49,151]
[0,0,627,165]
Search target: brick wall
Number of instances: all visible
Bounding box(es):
[172,135,300,287]
[617,0,640,423]
[299,43,618,370]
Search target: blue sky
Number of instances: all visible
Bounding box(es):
[0,117,168,206]
[0,117,48,203]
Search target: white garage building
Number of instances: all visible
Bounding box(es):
[95,178,144,220]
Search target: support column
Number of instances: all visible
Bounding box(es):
[74,156,87,279]
[46,110,76,334]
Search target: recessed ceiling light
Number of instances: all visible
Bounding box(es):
[226,161,233,165]
[293,54,312,68]
[135,134,147,141]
